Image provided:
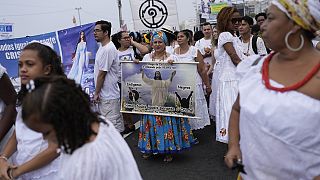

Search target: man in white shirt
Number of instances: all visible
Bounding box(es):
[239,16,268,56]
[195,22,213,67]
[93,20,124,133]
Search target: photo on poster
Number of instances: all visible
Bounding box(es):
[58,23,98,99]
[121,61,197,117]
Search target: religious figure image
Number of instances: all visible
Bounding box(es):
[67,31,90,84]
[142,70,176,106]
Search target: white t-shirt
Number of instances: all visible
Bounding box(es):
[118,47,135,82]
[240,35,268,56]
[58,120,142,180]
[94,42,120,100]
[195,38,212,65]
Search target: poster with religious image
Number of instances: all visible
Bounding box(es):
[121,61,197,118]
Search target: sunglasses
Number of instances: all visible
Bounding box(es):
[231,17,242,24]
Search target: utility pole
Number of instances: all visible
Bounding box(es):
[117,0,123,27]
[75,7,82,26]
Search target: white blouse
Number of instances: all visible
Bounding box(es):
[58,120,142,180]
[238,56,320,179]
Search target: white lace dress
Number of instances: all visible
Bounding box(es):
[238,56,320,179]
[174,46,210,130]
[214,32,244,143]
[14,108,61,180]
[209,48,220,117]
[58,120,142,180]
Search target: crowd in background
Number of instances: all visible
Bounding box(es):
[0,0,319,179]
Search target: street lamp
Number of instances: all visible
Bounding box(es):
[75,7,82,26]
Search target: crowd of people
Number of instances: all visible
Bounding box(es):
[0,0,319,179]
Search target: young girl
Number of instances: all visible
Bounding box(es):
[173,30,211,137]
[0,42,63,179]
[21,76,142,180]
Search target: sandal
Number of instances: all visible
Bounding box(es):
[163,155,173,163]
[142,154,152,159]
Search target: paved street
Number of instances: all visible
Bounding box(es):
[125,121,238,180]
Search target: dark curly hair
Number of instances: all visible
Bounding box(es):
[216,7,239,34]
[22,76,103,154]
[17,42,65,105]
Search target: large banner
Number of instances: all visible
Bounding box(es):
[121,61,197,118]
[0,32,60,78]
[59,23,97,98]
[0,23,97,97]
[129,0,179,31]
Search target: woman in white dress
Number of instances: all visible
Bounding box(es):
[225,0,320,179]
[0,64,16,151]
[21,76,142,180]
[0,42,63,180]
[173,30,211,132]
[67,31,88,84]
[214,7,244,143]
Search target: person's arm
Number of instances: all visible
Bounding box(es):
[175,92,182,102]
[11,141,60,179]
[0,131,18,179]
[131,39,149,55]
[141,71,152,85]
[223,42,242,66]
[0,73,16,141]
[196,51,212,95]
[224,94,242,168]
[94,70,107,101]
[170,71,176,81]
[187,91,193,101]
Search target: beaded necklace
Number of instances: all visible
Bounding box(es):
[262,52,320,92]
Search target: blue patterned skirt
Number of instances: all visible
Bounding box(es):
[138,115,194,154]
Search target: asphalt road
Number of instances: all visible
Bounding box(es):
[125,121,238,180]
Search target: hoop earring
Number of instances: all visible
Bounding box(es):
[285,30,304,52]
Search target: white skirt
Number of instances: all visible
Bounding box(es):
[215,79,238,143]
[189,83,210,130]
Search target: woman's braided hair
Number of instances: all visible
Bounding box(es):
[22,76,101,154]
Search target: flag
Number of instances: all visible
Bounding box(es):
[129,0,179,31]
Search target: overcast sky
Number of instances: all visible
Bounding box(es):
[0,0,198,38]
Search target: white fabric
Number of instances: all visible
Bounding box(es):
[238,56,320,179]
[214,32,244,143]
[94,42,120,100]
[58,120,142,180]
[174,46,210,130]
[14,108,61,180]
[0,64,10,151]
[118,47,135,82]
[0,64,6,120]
[142,52,178,63]
[209,48,220,117]
[240,35,268,56]
[312,40,319,47]
[118,47,135,62]
[195,38,212,65]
